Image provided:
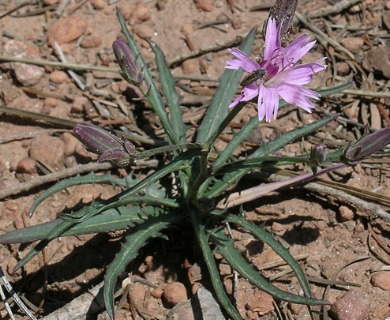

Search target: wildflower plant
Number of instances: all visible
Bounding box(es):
[1,2,389,319]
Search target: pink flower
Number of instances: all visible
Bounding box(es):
[226,18,326,122]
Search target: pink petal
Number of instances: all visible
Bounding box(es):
[278,84,316,112]
[284,35,315,63]
[264,18,281,61]
[227,48,259,72]
[258,85,279,122]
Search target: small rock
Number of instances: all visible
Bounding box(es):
[181,59,199,74]
[246,290,274,315]
[336,62,350,76]
[48,16,88,47]
[133,25,154,39]
[371,271,390,290]
[4,40,45,86]
[16,158,37,174]
[219,263,231,275]
[363,46,390,79]
[339,205,354,221]
[117,2,133,19]
[49,70,69,84]
[80,35,102,48]
[329,290,370,320]
[271,221,285,233]
[29,135,65,170]
[340,37,364,54]
[131,4,151,22]
[90,0,106,10]
[151,287,164,299]
[195,0,215,12]
[44,97,59,108]
[61,132,80,156]
[387,0,390,10]
[163,282,188,307]
[71,96,89,113]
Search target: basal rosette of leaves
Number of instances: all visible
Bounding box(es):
[1,6,389,320]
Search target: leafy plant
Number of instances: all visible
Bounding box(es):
[1,3,389,320]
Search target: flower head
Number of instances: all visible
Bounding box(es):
[226,18,326,122]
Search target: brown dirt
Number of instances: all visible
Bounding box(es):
[0,0,390,319]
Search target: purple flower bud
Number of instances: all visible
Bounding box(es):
[112,39,143,85]
[264,0,298,40]
[343,127,390,164]
[73,123,137,167]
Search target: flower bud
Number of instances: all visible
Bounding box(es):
[309,144,327,174]
[264,0,298,40]
[342,127,390,164]
[112,39,143,85]
[73,123,137,167]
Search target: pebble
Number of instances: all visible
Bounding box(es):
[133,25,154,39]
[363,46,390,79]
[71,96,89,114]
[329,290,370,320]
[163,282,188,307]
[61,132,80,156]
[271,221,285,233]
[4,40,45,86]
[387,0,390,10]
[117,2,133,19]
[44,97,59,108]
[340,37,364,54]
[150,287,163,299]
[181,59,199,74]
[371,271,390,290]
[49,70,69,84]
[80,35,102,48]
[131,4,151,22]
[195,0,215,12]
[246,290,274,314]
[29,135,65,170]
[89,0,106,10]
[336,62,350,76]
[48,16,88,47]
[339,205,354,221]
[16,158,37,174]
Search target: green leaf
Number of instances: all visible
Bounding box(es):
[224,215,315,300]
[211,228,327,305]
[148,39,186,144]
[29,172,138,216]
[196,27,257,144]
[104,214,178,319]
[116,10,177,144]
[203,114,338,198]
[193,218,242,320]
[0,206,171,245]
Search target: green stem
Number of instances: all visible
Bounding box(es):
[136,143,202,159]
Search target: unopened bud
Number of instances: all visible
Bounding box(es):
[112,39,143,85]
[342,127,390,164]
[73,123,137,167]
[309,144,327,174]
[264,0,298,40]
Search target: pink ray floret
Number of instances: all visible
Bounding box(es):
[226,18,327,122]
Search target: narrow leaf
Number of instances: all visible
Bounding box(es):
[196,28,257,143]
[148,39,186,144]
[104,214,178,319]
[116,10,177,144]
[203,114,338,198]
[212,230,327,305]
